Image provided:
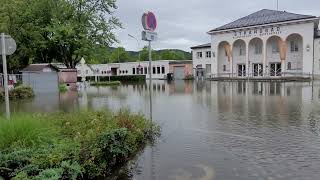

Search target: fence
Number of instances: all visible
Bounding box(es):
[0,74,23,88]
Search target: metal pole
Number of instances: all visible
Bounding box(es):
[148,40,152,121]
[1,33,10,119]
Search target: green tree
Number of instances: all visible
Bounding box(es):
[109,47,130,63]
[139,46,159,61]
[0,0,121,70]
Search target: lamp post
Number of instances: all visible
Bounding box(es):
[128,34,141,62]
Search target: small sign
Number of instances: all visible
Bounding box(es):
[142,11,157,32]
[142,31,157,41]
[0,35,16,55]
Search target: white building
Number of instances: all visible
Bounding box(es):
[192,9,320,79]
[62,60,193,80]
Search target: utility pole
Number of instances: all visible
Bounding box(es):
[1,33,16,119]
[1,33,10,119]
[277,0,279,10]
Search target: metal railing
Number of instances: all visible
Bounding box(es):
[0,74,23,88]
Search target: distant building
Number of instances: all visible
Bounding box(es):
[192,9,320,79]
[21,64,77,93]
[57,60,193,80]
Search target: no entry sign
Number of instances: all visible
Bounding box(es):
[142,11,157,32]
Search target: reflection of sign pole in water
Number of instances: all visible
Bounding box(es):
[1,33,17,119]
[80,57,87,89]
[142,11,157,121]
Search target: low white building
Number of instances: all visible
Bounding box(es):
[64,60,193,80]
[192,9,320,79]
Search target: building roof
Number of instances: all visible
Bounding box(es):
[190,43,211,49]
[21,64,59,72]
[209,9,317,33]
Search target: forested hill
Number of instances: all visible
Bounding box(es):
[105,47,192,63]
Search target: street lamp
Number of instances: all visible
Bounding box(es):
[128,34,141,62]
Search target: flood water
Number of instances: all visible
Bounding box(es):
[2,80,320,180]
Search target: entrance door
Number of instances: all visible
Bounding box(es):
[238,64,246,77]
[269,63,281,76]
[111,68,118,76]
[253,64,263,76]
[174,66,185,79]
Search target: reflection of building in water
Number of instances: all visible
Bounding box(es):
[193,81,320,127]
[123,80,194,95]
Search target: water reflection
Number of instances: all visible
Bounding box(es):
[2,81,320,179]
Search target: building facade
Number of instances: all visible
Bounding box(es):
[192,9,320,79]
[56,60,193,80]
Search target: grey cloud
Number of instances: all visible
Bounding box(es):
[114,0,320,51]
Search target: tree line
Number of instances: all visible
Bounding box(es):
[94,46,192,63]
[0,0,121,72]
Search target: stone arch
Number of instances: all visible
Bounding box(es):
[285,33,303,71]
[249,38,264,76]
[217,41,232,74]
[266,36,284,76]
[232,39,246,76]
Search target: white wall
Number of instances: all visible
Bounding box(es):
[211,21,316,76]
[192,47,213,76]
[76,61,172,79]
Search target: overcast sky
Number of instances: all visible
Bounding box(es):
[113,0,320,52]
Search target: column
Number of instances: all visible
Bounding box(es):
[245,41,249,77]
[263,39,267,77]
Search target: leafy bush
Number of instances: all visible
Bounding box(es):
[184,74,194,80]
[0,110,160,179]
[59,83,68,93]
[90,81,121,86]
[6,86,35,100]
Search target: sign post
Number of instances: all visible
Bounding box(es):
[142,11,157,121]
[0,33,16,119]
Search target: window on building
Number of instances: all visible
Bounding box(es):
[225,50,228,57]
[197,52,203,59]
[132,68,135,74]
[272,42,279,53]
[206,51,211,58]
[162,66,165,74]
[86,70,89,74]
[136,68,140,74]
[153,67,156,74]
[255,44,262,54]
[239,45,244,56]
[157,67,161,74]
[287,62,292,70]
[144,67,148,74]
[290,41,299,52]
[223,65,226,71]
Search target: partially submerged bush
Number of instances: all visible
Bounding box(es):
[0,110,160,179]
[90,81,121,86]
[8,86,34,100]
[59,83,68,93]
